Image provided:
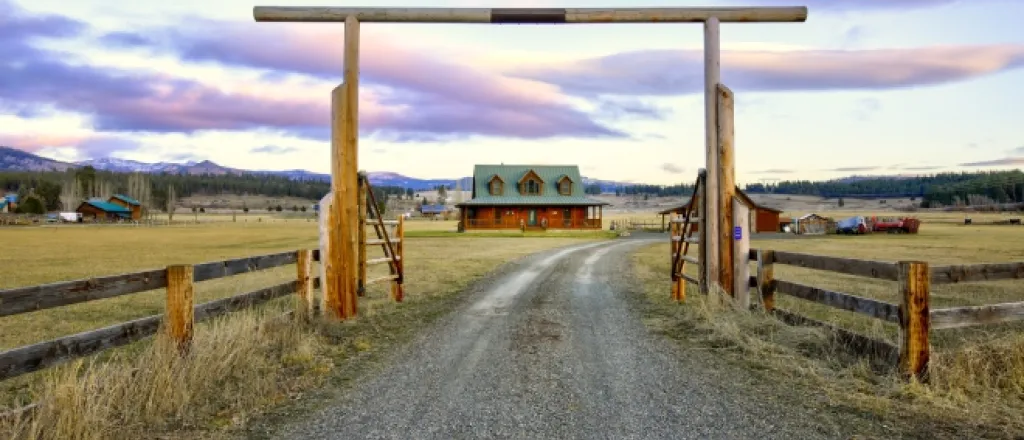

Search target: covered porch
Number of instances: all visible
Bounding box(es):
[459,204,605,230]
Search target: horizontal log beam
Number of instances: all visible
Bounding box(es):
[670,217,701,223]
[772,250,899,280]
[253,7,808,23]
[0,280,303,381]
[930,262,1024,284]
[0,314,163,381]
[192,251,297,283]
[771,308,898,363]
[931,301,1024,330]
[775,279,900,323]
[0,269,167,318]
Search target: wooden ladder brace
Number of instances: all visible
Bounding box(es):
[671,170,706,301]
[360,175,405,301]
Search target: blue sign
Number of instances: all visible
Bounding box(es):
[733,226,742,240]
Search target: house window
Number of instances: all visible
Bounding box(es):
[558,180,571,195]
[524,179,540,195]
[489,180,503,195]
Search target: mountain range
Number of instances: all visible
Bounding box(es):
[0,146,632,191]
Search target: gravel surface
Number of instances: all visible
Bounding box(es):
[272,239,849,440]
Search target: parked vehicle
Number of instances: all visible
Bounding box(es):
[836,216,869,234]
[870,216,921,234]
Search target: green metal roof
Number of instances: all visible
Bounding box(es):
[111,194,141,206]
[82,199,132,216]
[458,164,608,206]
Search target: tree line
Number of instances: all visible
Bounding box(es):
[741,170,1024,206]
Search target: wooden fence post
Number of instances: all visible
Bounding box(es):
[391,215,405,302]
[732,197,750,309]
[756,250,775,312]
[165,264,194,353]
[296,249,313,321]
[898,261,930,381]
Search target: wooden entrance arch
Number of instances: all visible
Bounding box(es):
[253,6,809,319]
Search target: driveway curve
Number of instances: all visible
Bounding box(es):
[272,239,852,440]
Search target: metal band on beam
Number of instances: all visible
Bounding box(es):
[252,7,808,23]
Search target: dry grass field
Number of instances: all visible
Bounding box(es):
[631,211,1024,437]
[0,220,606,439]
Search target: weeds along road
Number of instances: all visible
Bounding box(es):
[272,239,848,440]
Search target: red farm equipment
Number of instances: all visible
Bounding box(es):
[871,216,921,234]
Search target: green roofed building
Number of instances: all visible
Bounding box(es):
[455,164,608,230]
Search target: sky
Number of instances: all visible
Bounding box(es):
[1,0,1023,185]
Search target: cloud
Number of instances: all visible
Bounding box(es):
[661,163,684,174]
[960,157,1024,167]
[595,98,671,121]
[829,166,881,172]
[752,169,796,174]
[510,45,1024,98]
[0,3,329,139]
[97,20,629,141]
[1010,146,1024,155]
[251,145,299,155]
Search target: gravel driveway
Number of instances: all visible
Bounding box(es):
[271,239,853,439]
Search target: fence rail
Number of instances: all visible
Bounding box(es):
[749,248,1024,379]
[0,250,316,382]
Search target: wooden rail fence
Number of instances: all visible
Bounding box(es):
[0,249,366,382]
[749,249,1024,380]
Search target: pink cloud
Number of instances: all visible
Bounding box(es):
[509,45,1024,97]
[98,20,630,141]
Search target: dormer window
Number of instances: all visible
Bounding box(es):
[524,180,540,195]
[518,169,545,196]
[488,175,504,196]
[557,176,572,196]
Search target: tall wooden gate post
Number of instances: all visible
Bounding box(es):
[716,84,736,297]
[703,17,721,296]
[341,15,361,319]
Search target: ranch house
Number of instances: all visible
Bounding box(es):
[76,194,143,221]
[456,164,608,230]
[658,188,783,233]
[419,204,453,220]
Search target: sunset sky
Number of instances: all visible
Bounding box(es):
[2,0,1023,185]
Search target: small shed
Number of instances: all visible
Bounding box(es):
[76,198,132,221]
[108,194,142,220]
[793,213,831,235]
